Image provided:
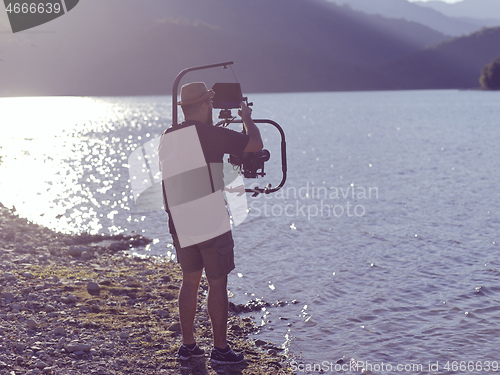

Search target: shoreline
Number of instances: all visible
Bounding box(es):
[0,202,291,374]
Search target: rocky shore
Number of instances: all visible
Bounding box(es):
[0,203,291,375]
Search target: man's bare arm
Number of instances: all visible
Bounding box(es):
[239,102,263,152]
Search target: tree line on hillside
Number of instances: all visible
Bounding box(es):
[480,57,500,89]
[370,27,500,91]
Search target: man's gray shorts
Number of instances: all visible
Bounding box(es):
[172,230,235,280]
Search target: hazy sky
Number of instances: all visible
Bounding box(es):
[408,0,463,3]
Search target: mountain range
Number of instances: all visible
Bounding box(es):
[329,0,500,36]
[416,0,500,21]
[0,0,499,96]
[373,26,500,90]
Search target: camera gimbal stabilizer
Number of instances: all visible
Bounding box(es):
[172,61,287,196]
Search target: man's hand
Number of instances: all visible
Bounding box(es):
[238,101,252,120]
[239,101,263,152]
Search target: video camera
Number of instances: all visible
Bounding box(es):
[211,82,271,179]
[228,149,270,179]
[172,62,286,196]
[212,83,246,110]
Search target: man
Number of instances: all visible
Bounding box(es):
[158,82,263,364]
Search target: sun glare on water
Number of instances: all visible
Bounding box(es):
[0,96,111,137]
[0,96,121,233]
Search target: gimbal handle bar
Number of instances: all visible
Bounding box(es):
[171,62,287,196]
[172,61,234,126]
[232,119,288,196]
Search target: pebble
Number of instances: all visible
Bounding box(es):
[167,323,181,332]
[267,349,278,356]
[35,360,48,368]
[86,282,100,294]
[65,342,91,353]
[44,304,56,312]
[153,309,169,318]
[4,273,16,281]
[56,338,66,349]
[67,245,91,257]
[2,292,15,301]
[53,327,66,336]
[81,251,92,260]
[26,319,38,330]
[109,241,128,251]
[255,339,267,347]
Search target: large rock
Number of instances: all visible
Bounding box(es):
[65,342,91,353]
[26,319,38,330]
[67,245,91,257]
[87,282,100,295]
[1,292,15,301]
[2,273,17,282]
[168,322,181,332]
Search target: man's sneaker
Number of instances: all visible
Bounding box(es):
[210,345,244,365]
[177,343,205,360]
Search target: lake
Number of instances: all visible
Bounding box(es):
[1,89,500,374]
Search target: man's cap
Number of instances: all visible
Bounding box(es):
[178,82,215,106]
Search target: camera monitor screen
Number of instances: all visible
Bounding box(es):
[212,83,243,109]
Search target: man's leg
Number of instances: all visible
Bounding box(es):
[206,275,228,349]
[178,269,203,345]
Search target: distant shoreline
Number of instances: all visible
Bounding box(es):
[0,86,490,100]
